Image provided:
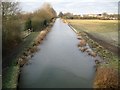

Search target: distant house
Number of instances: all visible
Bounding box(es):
[88,14,97,17]
[82,14,101,18]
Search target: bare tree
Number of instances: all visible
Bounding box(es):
[2,2,21,20]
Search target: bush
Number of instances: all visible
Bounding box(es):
[94,67,119,88]
[32,16,44,31]
[31,3,56,31]
[2,20,22,55]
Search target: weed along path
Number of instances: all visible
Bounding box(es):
[19,18,97,88]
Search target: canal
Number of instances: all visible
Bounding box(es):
[19,18,96,88]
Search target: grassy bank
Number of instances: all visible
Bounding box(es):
[67,19,119,88]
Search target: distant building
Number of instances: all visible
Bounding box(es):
[81,13,118,20]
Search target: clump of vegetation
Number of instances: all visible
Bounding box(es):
[33,29,49,46]
[94,67,119,88]
[79,47,88,52]
[31,3,56,31]
[18,55,28,67]
[78,39,86,47]
[29,46,38,54]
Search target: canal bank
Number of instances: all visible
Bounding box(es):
[67,20,119,88]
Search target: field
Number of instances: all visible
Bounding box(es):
[67,20,118,47]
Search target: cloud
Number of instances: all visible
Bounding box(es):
[19,1,118,14]
[52,1,118,14]
[1,0,118,14]
[2,0,120,2]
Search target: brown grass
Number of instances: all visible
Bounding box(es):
[88,51,97,57]
[33,39,42,46]
[40,30,47,36]
[94,67,119,88]
[37,30,48,41]
[79,39,86,47]
[33,29,49,46]
[18,56,28,67]
[79,47,88,52]
[29,46,38,54]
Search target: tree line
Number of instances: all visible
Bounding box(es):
[2,2,56,56]
[58,12,118,20]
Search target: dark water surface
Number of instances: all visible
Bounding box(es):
[19,18,97,88]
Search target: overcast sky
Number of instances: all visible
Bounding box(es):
[3,0,119,15]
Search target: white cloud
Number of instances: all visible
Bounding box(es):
[5,0,117,14]
[2,0,120,2]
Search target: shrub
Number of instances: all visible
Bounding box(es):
[94,67,119,88]
[2,20,22,55]
[31,3,56,31]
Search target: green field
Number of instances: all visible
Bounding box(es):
[67,20,118,46]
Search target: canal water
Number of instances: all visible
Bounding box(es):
[19,18,97,88]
